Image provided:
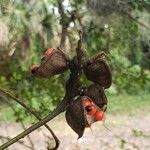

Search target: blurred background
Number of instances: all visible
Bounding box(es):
[0,0,150,150]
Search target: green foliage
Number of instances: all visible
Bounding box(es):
[128,0,150,11]
[109,48,150,94]
[0,72,67,122]
[85,22,108,52]
[84,12,150,95]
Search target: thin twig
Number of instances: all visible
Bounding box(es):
[3,98,35,150]
[21,123,35,150]
[121,10,150,30]
[0,91,68,150]
[0,88,60,150]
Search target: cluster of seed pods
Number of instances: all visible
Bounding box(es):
[31,48,112,138]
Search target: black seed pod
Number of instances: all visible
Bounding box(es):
[65,99,86,139]
[31,48,68,78]
[85,84,107,111]
[83,55,112,88]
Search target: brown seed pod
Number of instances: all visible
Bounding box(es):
[83,54,112,88]
[65,99,86,139]
[31,48,69,78]
[84,84,107,111]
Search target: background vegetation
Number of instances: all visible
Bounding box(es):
[0,0,150,122]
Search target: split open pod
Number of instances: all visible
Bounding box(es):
[65,84,107,138]
[83,54,112,88]
[84,84,108,111]
[31,48,69,78]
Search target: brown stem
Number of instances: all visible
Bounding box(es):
[0,136,32,149]
[58,0,68,50]
[60,24,69,50]
[76,30,83,69]
[58,0,76,50]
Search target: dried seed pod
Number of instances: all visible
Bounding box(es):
[84,84,107,111]
[65,89,106,138]
[31,48,69,78]
[83,55,112,88]
[65,99,86,139]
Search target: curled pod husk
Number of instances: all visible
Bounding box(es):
[84,84,107,111]
[83,55,112,88]
[31,48,69,78]
[65,99,86,139]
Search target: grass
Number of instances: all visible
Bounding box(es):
[0,94,150,122]
[107,94,150,114]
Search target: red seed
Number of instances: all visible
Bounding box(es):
[87,106,97,116]
[44,48,54,56]
[83,98,92,107]
[31,64,39,70]
[94,111,104,121]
